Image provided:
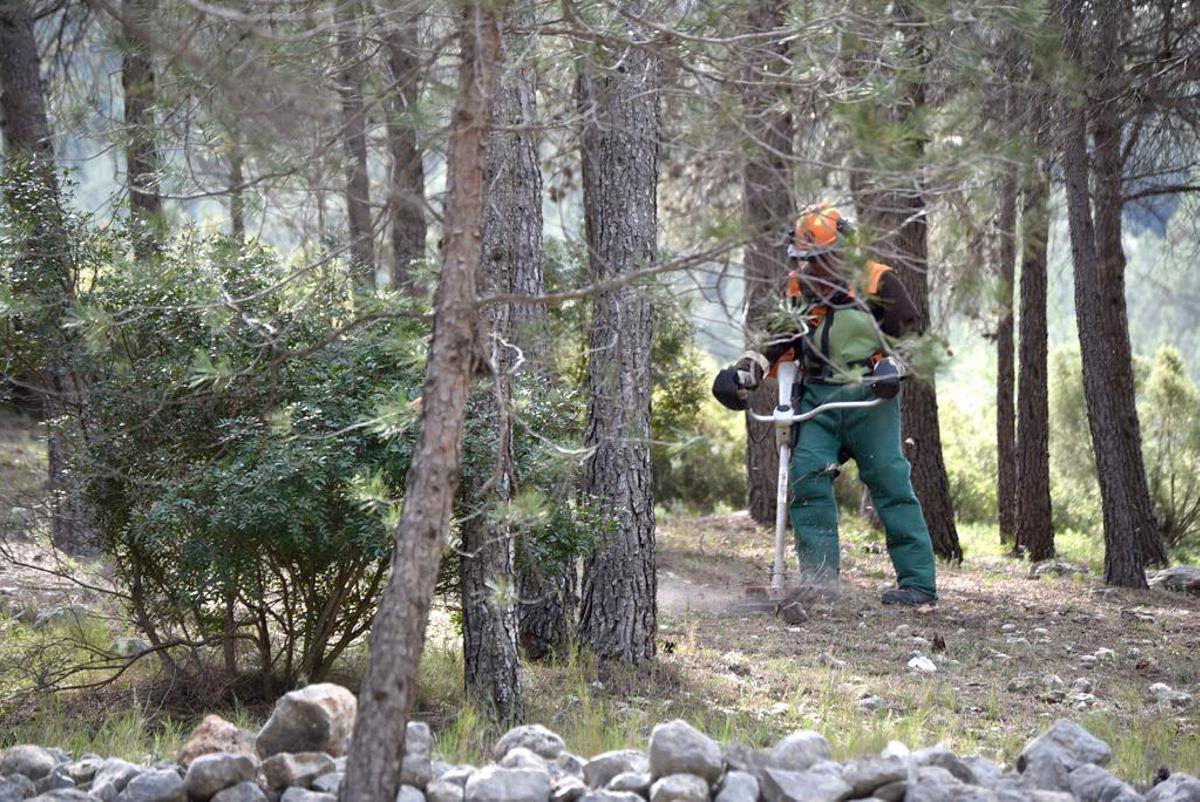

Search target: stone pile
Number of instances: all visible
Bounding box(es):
[1,683,1197,802]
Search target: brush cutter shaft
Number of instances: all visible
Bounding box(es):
[772,443,790,597]
[748,397,885,424]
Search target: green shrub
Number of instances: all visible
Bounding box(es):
[938,399,997,525]
[1140,344,1200,550]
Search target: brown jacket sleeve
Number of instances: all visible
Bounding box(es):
[872,270,923,337]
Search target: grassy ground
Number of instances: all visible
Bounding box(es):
[2,410,1198,785]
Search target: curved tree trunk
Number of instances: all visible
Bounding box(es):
[385,11,426,288]
[1058,0,1163,587]
[740,0,792,526]
[1014,159,1054,562]
[341,5,503,799]
[576,4,659,665]
[334,1,375,284]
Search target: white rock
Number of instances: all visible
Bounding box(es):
[761,768,852,802]
[402,722,435,789]
[183,753,257,800]
[583,752,649,790]
[714,771,759,802]
[0,746,58,780]
[649,774,708,802]
[493,726,566,762]
[261,753,336,791]
[771,732,832,772]
[210,781,268,802]
[1145,772,1200,802]
[427,780,466,802]
[464,767,550,802]
[648,720,724,784]
[255,684,357,758]
[907,655,937,674]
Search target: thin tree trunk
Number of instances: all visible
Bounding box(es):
[995,166,1018,545]
[335,1,375,284]
[385,11,426,287]
[576,4,660,665]
[1058,0,1159,588]
[1014,158,1054,561]
[341,4,503,799]
[228,129,245,240]
[122,0,162,258]
[0,2,92,555]
[740,0,792,526]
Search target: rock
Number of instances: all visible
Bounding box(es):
[961,758,1003,789]
[557,755,585,780]
[184,753,257,800]
[1149,684,1193,710]
[779,603,809,626]
[27,791,95,802]
[584,753,650,790]
[402,723,435,789]
[1072,678,1094,694]
[91,760,143,802]
[279,790,334,802]
[771,732,832,772]
[908,656,937,674]
[550,778,586,802]
[858,696,885,713]
[0,775,36,802]
[873,781,906,802]
[210,782,268,802]
[463,767,550,802]
[500,750,550,775]
[493,727,566,762]
[260,754,335,791]
[1147,566,1200,596]
[440,768,476,789]
[1030,561,1089,579]
[1146,773,1200,802]
[311,774,341,795]
[396,785,426,802]
[714,772,759,802]
[1,746,59,781]
[607,773,651,795]
[115,769,185,802]
[64,758,104,785]
[648,721,724,784]
[255,684,357,759]
[761,769,852,802]
[1067,765,1136,802]
[913,747,976,784]
[840,757,906,797]
[427,780,466,802]
[724,744,778,784]
[648,774,708,802]
[578,794,644,802]
[1017,720,1112,791]
[881,743,910,760]
[33,774,73,796]
[180,716,257,770]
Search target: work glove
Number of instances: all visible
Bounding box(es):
[734,351,770,391]
[712,368,748,410]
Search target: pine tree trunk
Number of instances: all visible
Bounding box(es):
[227,131,245,239]
[335,1,375,284]
[122,0,162,259]
[1014,159,1054,562]
[848,2,961,562]
[459,24,548,723]
[0,3,92,555]
[385,14,426,288]
[995,166,1018,545]
[341,5,503,798]
[576,6,659,665]
[1058,0,1161,588]
[740,0,792,526]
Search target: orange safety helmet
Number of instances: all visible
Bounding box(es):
[788,203,851,259]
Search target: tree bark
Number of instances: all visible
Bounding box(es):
[576,5,660,665]
[995,166,1018,545]
[850,1,961,562]
[1014,158,1054,562]
[340,4,503,799]
[740,0,792,526]
[122,0,162,258]
[0,2,92,555]
[459,22,547,723]
[227,127,245,240]
[335,1,375,284]
[1058,0,1163,587]
[385,11,426,288]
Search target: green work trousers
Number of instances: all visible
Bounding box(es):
[788,382,937,598]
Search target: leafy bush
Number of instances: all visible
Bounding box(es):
[938,399,998,525]
[1140,344,1200,549]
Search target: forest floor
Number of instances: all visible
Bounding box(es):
[1,410,1199,783]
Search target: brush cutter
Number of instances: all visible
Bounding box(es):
[740,356,901,611]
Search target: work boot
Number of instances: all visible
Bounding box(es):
[881,586,936,607]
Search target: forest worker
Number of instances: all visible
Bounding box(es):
[712,203,938,607]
